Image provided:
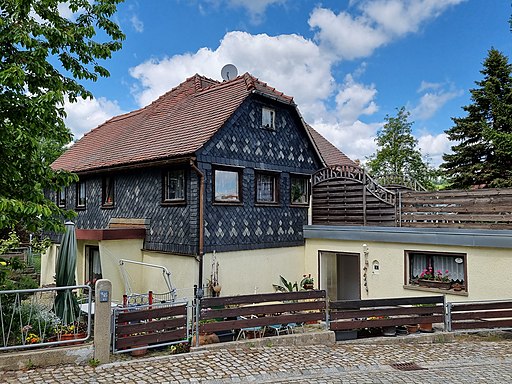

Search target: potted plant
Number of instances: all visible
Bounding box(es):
[300,274,314,290]
[417,267,451,290]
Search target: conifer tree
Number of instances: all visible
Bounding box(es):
[441,49,512,188]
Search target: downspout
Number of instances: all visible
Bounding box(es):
[190,160,205,292]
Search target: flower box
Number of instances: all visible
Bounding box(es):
[418,279,451,290]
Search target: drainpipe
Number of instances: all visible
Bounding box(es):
[190,160,205,294]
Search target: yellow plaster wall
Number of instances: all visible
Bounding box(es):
[202,246,306,296]
[40,244,59,286]
[305,238,512,301]
[140,251,198,301]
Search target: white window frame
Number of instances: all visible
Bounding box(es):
[262,107,275,130]
[406,250,467,292]
[57,188,66,208]
[76,181,86,208]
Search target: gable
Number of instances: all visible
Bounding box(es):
[198,96,322,171]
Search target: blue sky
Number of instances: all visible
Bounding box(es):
[63,0,512,166]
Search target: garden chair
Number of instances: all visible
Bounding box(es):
[236,315,265,340]
[286,322,304,334]
[267,324,286,336]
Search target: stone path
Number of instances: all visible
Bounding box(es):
[3,335,512,383]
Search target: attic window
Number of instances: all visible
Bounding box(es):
[262,107,275,130]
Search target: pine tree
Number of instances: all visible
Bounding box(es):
[367,107,436,189]
[441,48,512,188]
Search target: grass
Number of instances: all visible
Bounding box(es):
[88,358,100,368]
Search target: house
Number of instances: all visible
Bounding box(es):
[304,166,512,302]
[44,73,355,301]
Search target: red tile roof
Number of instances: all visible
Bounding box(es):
[52,73,352,172]
[306,124,357,167]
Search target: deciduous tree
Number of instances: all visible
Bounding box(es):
[367,107,437,190]
[0,0,125,233]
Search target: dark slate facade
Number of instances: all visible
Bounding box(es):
[197,96,322,252]
[56,95,322,255]
[55,168,200,255]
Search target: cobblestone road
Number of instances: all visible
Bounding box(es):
[3,337,512,383]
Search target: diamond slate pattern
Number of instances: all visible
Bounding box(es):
[50,73,355,255]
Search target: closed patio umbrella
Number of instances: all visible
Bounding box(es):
[54,221,80,325]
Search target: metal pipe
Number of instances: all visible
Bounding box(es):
[190,160,205,289]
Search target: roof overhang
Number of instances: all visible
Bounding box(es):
[76,228,146,241]
[70,156,193,176]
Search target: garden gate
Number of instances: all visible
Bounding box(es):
[112,300,190,354]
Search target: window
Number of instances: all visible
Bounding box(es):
[262,107,275,130]
[256,172,278,204]
[406,250,466,292]
[102,176,114,207]
[57,188,66,208]
[290,175,309,205]
[214,168,241,203]
[163,169,186,203]
[76,180,86,208]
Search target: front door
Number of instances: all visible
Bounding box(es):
[319,251,360,300]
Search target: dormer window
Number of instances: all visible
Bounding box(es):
[262,107,275,130]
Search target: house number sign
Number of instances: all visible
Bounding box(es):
[99,290,109,302]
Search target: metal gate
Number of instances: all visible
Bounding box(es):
[112,300,190,354]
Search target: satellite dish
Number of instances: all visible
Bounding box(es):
[221,64,238,81]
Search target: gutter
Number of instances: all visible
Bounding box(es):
[190,159,205,291]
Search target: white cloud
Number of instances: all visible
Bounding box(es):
[129,31,333,112]
[125,1,466,165]
[202,0,287,24]
[335,74,378,124]
[313,120,380,163]
[64,97,124,140]
[130,14,144,33]
[309,0,465,60]
[412,85,463,120]
[228,0,287,23]
[417,80,443,93]
[418,132,451,166]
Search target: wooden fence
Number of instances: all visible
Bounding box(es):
[399,188,512,229]
[113,301,189,353]
[310,165,512,230]
[329,296,445,331]
[312,165,397,227]
[446,300,512,331]
[198,290,327,339]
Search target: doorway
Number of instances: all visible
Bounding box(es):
[319,251,360,301]
[85,246,102,286]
